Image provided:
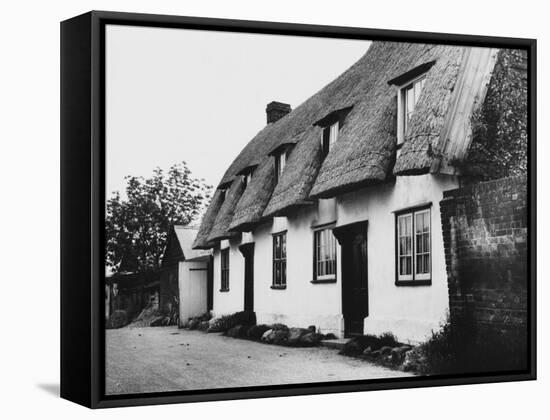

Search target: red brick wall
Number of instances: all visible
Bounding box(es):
[439,176,528,333]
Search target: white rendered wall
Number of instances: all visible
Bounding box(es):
[211,238,245,316]
[253,213,344,336]
[179,260,209,323]
[336,174,459,343]
[209,174,458,342]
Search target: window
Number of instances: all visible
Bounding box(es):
[274,151,287,183]
[272,232,287,288]
[321,121,339,158]
[313,228,337,282]
[396,207,431,284]
[220,248,230,291]
[398,75,426,145]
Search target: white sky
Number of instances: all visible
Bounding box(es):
[106,25,371,196]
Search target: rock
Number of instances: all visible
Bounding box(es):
[261,329,274,342]
[322,333,337,340]
[340,337,365,355]
[362,346,372,355]
[271,329,289,345]
[380,346,392,355]
[188,318,200,330]
[207,315,233,333]
[391,346,413,363]
[287,328,309,346]
[197,321,210,331]
[299,332,323,347]
[270,323,289,332]
[247,324,270,340]
[226,324,246,338]
[402,347,423,372]
[402,360,417,372]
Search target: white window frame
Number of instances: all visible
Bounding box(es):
[313,228,337,282]
[275,151,286,183]
[397,213,414,281]
[396,207,431,284]
[397,74,427,146]
[413,209,431,281]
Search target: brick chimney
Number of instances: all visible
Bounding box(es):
[266,101,291,124]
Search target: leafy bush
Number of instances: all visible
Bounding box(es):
[406,316,528,375]
[378,332,399,348]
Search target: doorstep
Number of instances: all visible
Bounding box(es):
[320,338,349,351]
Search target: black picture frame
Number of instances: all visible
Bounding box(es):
[60,10,537,409]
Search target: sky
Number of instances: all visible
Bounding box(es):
[106,25,371,197]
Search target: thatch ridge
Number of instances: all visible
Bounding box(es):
[192,189,225,249]
[207,178,246,242]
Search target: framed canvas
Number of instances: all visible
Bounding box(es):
[60,10,537,409]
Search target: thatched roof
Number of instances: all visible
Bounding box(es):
[195,41,506,246]
[262,126,321,216]
[311,42,464,196]
[206,178,246,242]
[229,158,276,232]
[192,189,225,249]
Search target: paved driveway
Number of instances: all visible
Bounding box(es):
[106,326,411,395]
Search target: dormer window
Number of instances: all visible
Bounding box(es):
[321,120,339,158]
[269,143,294,184]
[313,106,352,160]
[399,75,426,144]
[388,61,435,147]
[238,165,257,189]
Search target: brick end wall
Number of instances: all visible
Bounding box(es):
[440,176,528,335]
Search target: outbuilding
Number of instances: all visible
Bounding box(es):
[160,225,213,325]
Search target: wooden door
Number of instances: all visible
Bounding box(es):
[239,243,255,313]
[334,221,369,337]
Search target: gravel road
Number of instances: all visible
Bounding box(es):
[105,326,411,395]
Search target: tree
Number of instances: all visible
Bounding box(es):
[105,161,212,274]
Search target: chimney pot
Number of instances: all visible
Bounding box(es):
[266,101,291,124]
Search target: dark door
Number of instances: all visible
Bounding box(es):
[334,221,368,337]
[239,243,255,313]
[207,256,214,311]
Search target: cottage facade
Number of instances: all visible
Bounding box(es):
[192,42,526,343]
